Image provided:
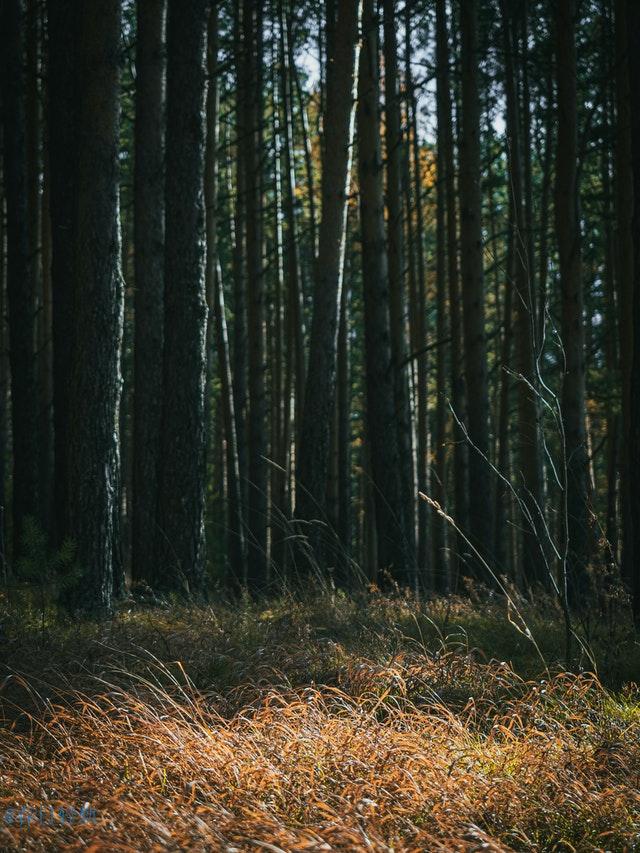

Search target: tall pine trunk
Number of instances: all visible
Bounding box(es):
[1,0,40,555]
[295,0,361,557]
[206,3,246,587]
[47,0,79,548]
[156,0,208,594]
[243,0,268,589]
[436,0,468,587]
[501,0,546,587]
[383,0,416,579]
[358,0,410,584]
[65,0,123,609]
[555,0,590,605]
[132,0,165,584]
[627,0,640,624]
[458,0,493,571]
[616,0,634,595]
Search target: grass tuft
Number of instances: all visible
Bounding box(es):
[0,589,639,851]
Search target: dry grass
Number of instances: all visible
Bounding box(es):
[0,590,639,851]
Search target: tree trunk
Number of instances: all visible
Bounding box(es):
[156,0,208,594]
[555,0,590,605]
[243,0,268,589]
[383,0,416,579]
[405,5,428,584]
[279,0,306,461]
[132,0,165,585]
[501,0,546,587]
[626,0,640,625]
[458,0,493,571]
[232,0,248,514]
[436,0,468,587]
[434,0,452,593]
[1,0,40,556]
[206,2,246,587]
[357,0,410,584]
[0,192,7,573]
[46,0,80,548]
[65,0,123,610]
[295,0,361,554]
[616,0,634,594]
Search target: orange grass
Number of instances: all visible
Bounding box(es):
[0,593,639,851]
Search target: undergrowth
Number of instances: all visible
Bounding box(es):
[0,588,639,851]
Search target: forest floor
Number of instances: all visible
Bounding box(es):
[0,587,639,851]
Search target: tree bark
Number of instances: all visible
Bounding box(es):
[626,0,640,624]
[46,0,80,548]
[404,5,428,584]
[156,0,208,594]
[436,0,468,587]
[501,0,546,587]
[616,0,634,594]
[65,0,123,610]
[206,3,246,587]
[458,0,493,571]
[383,0,416,580]
[555,0,590,605]
[295,0,361,555]
[1,0,40,555]
[357,0,410,584]
[243,0,268,589]
[132,0,165,584]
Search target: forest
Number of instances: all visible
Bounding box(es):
[1,0,640,850]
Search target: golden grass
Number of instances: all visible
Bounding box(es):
[0,591,639,851]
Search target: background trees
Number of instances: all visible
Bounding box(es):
[0,0,638,618]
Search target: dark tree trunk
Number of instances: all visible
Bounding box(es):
[501,0,546,587]
[383,0,416,579]
[458,0,493,571]
[358,0,410,584]
[616,0,634,594]
[295,0,360,553]
[65,0,123,610]
[0,193,7,573]
[555,0,590,606]
[279,0,306,459]
[243,0,268,589]
[232,0,248,512]
[46,0,80,548]
[132,0,166,584]
[156,0,208,594]
[1,0,40,555]
[206,3,246,587]
[627,0,640,624]
[436,0,468,588]
[404,5,428,584]
[434,0,451,593]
